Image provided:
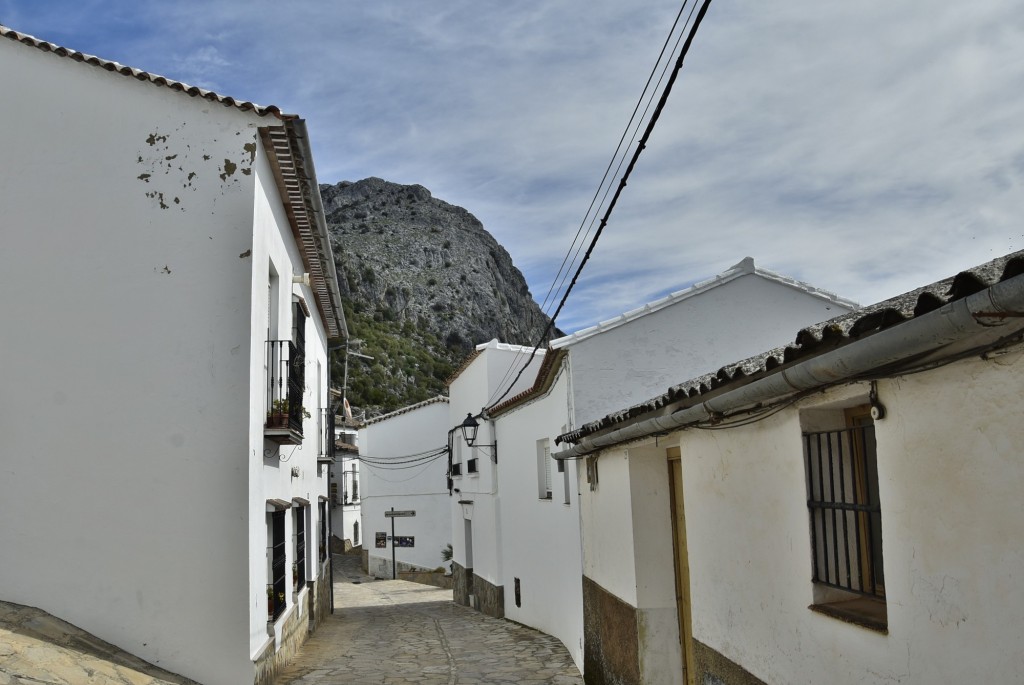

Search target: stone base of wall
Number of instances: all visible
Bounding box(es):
[399,570,454,589]
[473,573,504,619]
[692,639,768,685]
[361,548,369,573]
[330,534,347,555]
[368,555,440,580]
[583,575,640,685]
[452,562,472,606]
[451,562,503,617]
[253,587,312,685]
[308,565,332,631]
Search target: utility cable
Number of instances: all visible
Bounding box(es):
[487,0,716,412]
[485,0,698,408]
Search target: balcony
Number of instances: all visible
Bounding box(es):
[265,340,305,445]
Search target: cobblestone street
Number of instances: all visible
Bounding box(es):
[274,555,583,685]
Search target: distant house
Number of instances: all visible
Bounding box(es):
[554,251,1024,685]
[0,25,346,685]
[331,421,363,550]
[359,396,452,578]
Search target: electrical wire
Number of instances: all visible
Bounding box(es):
[357,452,448,470]
[487,0,716,412]
[485,0,702,408]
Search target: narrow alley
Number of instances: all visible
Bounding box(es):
[274,554,583,685]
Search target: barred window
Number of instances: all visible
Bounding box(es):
[268,510,286,621]
[294,506,306,590]
[803,407,886,630]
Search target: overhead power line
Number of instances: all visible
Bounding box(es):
[485,0,701,408]
[486,0,716,411]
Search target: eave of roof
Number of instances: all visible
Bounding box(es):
[551,257,858,349]
[363,396,450,426]
[487,348,567,417]
[558,250,1024,446]
[0,25,293,119]
[259,123,347,340]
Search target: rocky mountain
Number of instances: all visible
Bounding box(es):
[321,177,557,417]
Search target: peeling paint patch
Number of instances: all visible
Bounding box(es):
[203,154,211,161]
[165,154,178,161]
[239,249,252,259]
[219,159,237,181]
[241,168,252,176]
[138,174,151,182]
[243,142,257,164]
[156,265,172,275]
[146,132,168,146]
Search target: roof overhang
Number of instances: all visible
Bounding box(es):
[259,121,347,342]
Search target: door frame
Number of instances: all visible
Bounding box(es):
[668,447,696,685]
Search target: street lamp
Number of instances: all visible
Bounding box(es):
[460,413,480,446]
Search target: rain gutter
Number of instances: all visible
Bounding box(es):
[553,273,1024,460]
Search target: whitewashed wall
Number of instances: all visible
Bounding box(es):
[448,341,540,586]
[555,271,855,427]
[360,400,451,576]
[494,368,585,670]
[247,145,331,664]
[679,350,1024,683]
[0,39,329,685]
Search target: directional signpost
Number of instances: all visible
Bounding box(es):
[385,507,416,579]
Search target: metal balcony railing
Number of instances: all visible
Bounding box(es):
[266,340,304,438]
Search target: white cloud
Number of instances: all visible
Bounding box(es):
[5,0,1024,334]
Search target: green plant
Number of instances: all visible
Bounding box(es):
[441,543,453,562]
[268,399,311,419]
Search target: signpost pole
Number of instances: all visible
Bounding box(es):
[390,507,396,580]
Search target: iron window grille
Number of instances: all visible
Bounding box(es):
[803,423,885,599]
[294,506,306,591]
[467,458,478,474]
[451,463,462,477]
[318,500,328,563]
[268,510,286,621]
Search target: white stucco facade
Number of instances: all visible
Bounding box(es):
[359,398,452,577]
[491,364,585,671]
[0,31,343,685]
[447,341,543,612]
[669,347,1024,684]
[552,258,857,427]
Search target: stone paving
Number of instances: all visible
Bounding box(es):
[274,555,583,685]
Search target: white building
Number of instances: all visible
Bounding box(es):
[331,423,363,550]
[447,340,544,616]
[0,26,346,685]
[359,397,452,578]
[486,348,585,671]
[554,251,1024,685]
[552,256,858,427]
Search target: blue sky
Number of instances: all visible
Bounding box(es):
[2,1,1023,333]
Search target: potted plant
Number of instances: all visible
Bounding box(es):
[266,399,312,428]
[266,586,275,619]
